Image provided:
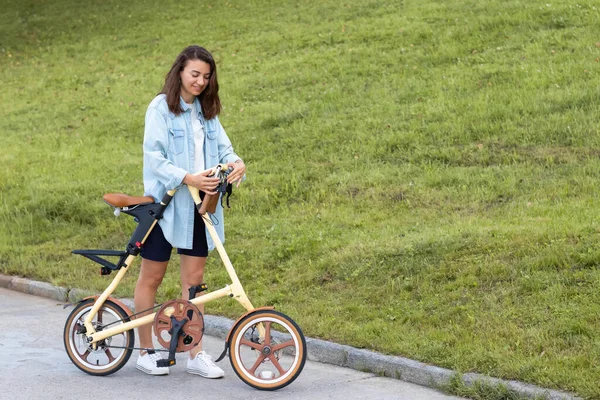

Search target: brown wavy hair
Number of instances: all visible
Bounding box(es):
[161,45,221,119]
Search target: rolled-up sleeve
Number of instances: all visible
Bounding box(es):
[143,107,188,190]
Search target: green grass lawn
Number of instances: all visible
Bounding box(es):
[1,0,600,398]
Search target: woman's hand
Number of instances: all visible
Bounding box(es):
[183,170,220,195]
[226,160,246,188]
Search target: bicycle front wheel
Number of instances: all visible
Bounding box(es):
[63,298,134,376]
[228,310,306,390]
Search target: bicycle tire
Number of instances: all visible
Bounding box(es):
[63,298,134,376]
[228,309,306,390]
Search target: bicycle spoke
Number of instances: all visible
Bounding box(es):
[268,354,286,376]
[272,340,295,352]
[105,348,116,363]
[78,349,91,361]
[263,322,272,346]
[248,353,267,375]
[240,338,262,351]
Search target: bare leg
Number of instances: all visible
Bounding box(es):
[134,258,169,353]
[180,254,207,358]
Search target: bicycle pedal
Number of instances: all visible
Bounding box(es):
[188,283,208,299]
[156,359,176,368]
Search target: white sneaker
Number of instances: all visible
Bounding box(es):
[136,350,169,376]
[186,350,224,378]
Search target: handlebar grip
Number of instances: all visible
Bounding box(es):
[191,164,229,177]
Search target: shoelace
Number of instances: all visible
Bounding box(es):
[148,352,162,364]
[197,352,217,367]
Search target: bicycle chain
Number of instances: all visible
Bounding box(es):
[94,303,163,330]
[86,303,190,353]
[102,345,170,352]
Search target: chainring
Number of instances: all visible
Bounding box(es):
[153,299,204,352]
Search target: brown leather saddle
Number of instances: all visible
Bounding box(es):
[103,193,154,208]
[103,192,219,215]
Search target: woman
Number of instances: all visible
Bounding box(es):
[135,45,246,377]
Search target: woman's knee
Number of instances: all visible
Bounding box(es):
[183,269,204,287]
[139,259,168,289]
[139,273,164,290]
[180,255,206,286]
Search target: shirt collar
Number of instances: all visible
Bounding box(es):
[179,96,203,119]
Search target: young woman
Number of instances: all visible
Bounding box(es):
[134,45,246,377]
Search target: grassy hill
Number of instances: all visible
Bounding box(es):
[1,0,599,398]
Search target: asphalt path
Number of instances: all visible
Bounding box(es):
[0,288,465,400]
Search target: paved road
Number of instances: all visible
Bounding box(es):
[0,288,465,400]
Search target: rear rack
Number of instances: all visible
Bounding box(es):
[72,250,128,275]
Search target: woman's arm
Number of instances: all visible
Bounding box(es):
[143,106,188,190]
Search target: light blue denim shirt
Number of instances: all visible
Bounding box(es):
[142,94,242,250]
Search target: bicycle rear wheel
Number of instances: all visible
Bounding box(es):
[228,310,306,390]
[63,298,134,376]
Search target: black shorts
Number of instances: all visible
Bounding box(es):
[140,210,208,261]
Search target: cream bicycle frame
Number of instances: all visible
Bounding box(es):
[83,165,260,346]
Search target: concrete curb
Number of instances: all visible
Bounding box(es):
[0,274,581,400]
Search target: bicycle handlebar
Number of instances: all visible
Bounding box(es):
[187,163,231,207]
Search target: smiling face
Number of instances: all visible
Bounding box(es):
[180,59,211,103]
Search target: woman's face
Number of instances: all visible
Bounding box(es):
[180,59,211,103]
